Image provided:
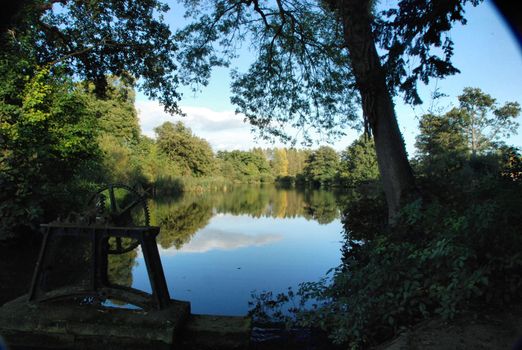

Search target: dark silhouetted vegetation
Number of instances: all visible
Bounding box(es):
[248,89,521,348]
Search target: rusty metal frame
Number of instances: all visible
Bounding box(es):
[28,224,171,310]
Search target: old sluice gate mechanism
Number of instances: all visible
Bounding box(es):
[0,184,251,349]
[29,184,172,310]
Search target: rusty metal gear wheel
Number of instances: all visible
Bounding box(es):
[89,183,150,254]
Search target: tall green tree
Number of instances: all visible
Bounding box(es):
[271,148,289,177]
[0,67,101,238]
[338,136,379,187]
[84,76,141,146]
[415,113,468,158]
[251,147,273,177]
[75,76,149,185]
[415,112,469,176]
[452,87,520,155]
[135,135,178,186]
[176,0,482,220]
[303,146,339,186]
[217,150,272,183]
[287,148,310,177]
[415,88,520,175]
[155,121,216,177]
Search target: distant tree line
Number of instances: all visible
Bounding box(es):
[79,77,380,190]
[0,68,377,239]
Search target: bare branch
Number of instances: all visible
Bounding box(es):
[250,0,271,28]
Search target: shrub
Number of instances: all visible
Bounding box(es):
[250,151,522,348]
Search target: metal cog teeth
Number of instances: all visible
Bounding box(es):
[143,201,151,226]
[87,183,151,254]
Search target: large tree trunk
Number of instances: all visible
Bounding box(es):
[336,0,417,221]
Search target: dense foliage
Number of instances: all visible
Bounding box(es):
[338,136,380,187]
[249,99,522,348]
[176,0,480,142]
[303,146,340,187]
[0,65,371,239]
[445,87,519,154]
[0,65,102,238]
[326,149,521,347]
[2,0,181,113]
[1,0,179,239]
[217,149,273,183]
[156,121,215,177]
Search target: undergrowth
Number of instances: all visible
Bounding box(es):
[249,151,522,348]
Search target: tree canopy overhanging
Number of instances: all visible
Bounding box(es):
[1,0,484,219]
[2,0,182,114]
[176,0,482,219]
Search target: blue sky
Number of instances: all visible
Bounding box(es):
[136,0,522,155]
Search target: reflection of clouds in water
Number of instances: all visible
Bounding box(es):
[159,228,282,254]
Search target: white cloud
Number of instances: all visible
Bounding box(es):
[136,99,358,151]
[136,100,270,150]
[135,100,173,138]
[182,106,246,132]
[158,228,282,255]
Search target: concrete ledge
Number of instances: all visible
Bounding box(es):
[0,295,190,349]
[182,314,252,349]
[0,296,252,349]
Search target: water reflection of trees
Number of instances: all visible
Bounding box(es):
[147,186,341,250]
[302,190,339,224]
[107,250,137,287]
[213,185,340,223]
[100,186,341,289]
[213,186,271,217]
[150,198,214,249]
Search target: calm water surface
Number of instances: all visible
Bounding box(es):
[127,185,343,316]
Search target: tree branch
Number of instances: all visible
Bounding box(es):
[250,0,271,28]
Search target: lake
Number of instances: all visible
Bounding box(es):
[109,185,344,316]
